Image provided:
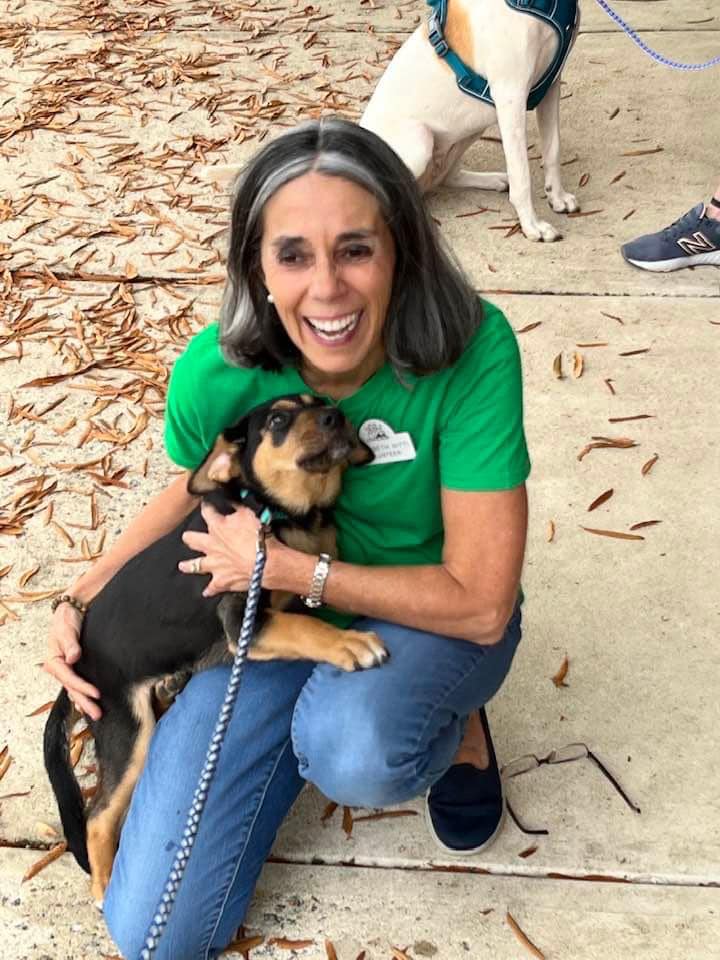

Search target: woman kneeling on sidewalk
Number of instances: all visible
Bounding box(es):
[44,118,530,959]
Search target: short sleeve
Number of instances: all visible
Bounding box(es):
[164,348,211,470]
[439,306,531,491]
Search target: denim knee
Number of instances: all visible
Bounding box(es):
[291,673,443,808]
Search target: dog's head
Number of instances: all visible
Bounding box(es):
[188,394,373,514]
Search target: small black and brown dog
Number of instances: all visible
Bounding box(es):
[44,394,388,903]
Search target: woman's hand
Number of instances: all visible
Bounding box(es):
[44,603,102,721]
[179,502,267,597]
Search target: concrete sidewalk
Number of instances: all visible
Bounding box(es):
[1,1,718,957]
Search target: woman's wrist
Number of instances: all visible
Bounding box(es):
[264,538,317,594]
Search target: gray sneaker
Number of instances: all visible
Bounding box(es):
[621,203,720,272]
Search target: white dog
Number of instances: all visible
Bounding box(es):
[360,0,581,241]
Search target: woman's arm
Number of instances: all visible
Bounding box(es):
[69,471,198,605]
[191,484,528,646]
[45,471,198,717]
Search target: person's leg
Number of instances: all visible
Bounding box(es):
[103,658,314,960]
[291,605,522,809]
[621,180,720,272]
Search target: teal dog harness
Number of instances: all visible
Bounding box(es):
[427,0,578,110]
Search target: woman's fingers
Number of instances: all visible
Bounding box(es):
[44,656,101,702]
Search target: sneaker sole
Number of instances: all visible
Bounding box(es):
[423,785,506,858]
[624,250,720,273]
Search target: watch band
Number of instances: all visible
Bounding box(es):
[302,553,332,609]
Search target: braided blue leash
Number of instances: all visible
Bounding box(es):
[138,517,271,960]
[594,0,720,71]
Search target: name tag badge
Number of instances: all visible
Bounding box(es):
[358,418,416,465]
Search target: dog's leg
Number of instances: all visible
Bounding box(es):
[86,684,156,906]
[536,79,579,215]
[370,120,436,190]
[250,610,388,671]
[492,87,560,242]
[442,138,509,193]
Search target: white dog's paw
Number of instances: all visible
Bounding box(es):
[546,187,579,214]
[484,172,510,192]
[522,218,562,242]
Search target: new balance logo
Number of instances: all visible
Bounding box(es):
[677,232,717,255]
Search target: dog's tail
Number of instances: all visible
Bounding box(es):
[43,689,90,873]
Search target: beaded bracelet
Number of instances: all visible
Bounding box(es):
[51,594,89,616]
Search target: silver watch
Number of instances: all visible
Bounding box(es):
[302,553,332,609]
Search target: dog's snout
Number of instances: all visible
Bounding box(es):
[317,407,343,431]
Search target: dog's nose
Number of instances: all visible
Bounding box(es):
[317,407,343,430]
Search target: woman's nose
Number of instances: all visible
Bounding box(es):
[310,258,344,299]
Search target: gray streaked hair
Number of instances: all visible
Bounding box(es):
[219,117,483,376]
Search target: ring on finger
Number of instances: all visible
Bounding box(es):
[190,557,203,575]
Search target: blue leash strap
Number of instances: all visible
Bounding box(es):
[594,0,720,71]
[138,522,270,959]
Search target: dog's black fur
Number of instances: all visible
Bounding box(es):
[43,394,383,899]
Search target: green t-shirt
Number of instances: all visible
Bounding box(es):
[164,299,531,626]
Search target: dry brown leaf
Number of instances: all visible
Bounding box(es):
[391,949,413,960]
[580,526,645,541]
[35,821,59,838]
[619,348,650,357]
[552,353,563,379]
[18,565,40,588]
[608,414,653,423]
[325,941,338,960]
[0,748,11,781]
[506,912,545,960]
[629,520,662,531]
[22,842,67,883]
[320,800,338,823]
[571,352,584,379]
[0,564,12,580]
[342,805,354,838]
[551,656,569,688]
[518,844,539,859]
[641,454,659,476]
[70,738,85,768]
[546,520,555,543]
[222,935,264,955]
[26,700,55,718]
[267,938,315,950]
[587,488,613,512]
[516,321,542,334]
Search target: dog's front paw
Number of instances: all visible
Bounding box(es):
[546,188,579,214]
[522,218,561,242]
[329,630,389,671]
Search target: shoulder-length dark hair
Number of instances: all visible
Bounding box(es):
[219,117,483,377]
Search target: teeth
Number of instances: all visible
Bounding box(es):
[305,311,360,335]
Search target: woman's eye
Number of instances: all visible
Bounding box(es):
[277,250,305,266]
[341,245,372,261]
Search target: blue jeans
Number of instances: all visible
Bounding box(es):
[104,607,521,959]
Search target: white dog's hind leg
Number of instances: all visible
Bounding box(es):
[444,168,509,192]
[492,86,560,242]
[536,80,579,214]
[369,121,435,189]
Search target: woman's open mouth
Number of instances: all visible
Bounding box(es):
[303,310,362,346]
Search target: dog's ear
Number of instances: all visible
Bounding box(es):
[348,437,374,466]
[188,434,245,495]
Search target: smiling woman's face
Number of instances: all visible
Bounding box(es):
[259,171,396,397]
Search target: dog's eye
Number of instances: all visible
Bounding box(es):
[267,411,290,430]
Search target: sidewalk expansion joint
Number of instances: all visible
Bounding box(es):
[267,854,719,891]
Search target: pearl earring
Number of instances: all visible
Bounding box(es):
[267,293,274,304]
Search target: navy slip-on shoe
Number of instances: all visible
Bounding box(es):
[425,707,504,855]
[621,203,720,273]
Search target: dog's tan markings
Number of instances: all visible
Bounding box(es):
[189,435,243,494]
[86,682,156,902]
[443,0,475,68]
[300,393,315,405]
[252,418,344,513]
[250,611,388,671]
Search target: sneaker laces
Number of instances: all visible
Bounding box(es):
[660,205,705,240]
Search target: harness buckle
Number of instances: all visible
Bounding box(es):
[427,14,449,57]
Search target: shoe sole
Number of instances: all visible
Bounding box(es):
[623,250,720,273]
[423,784,506,858]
